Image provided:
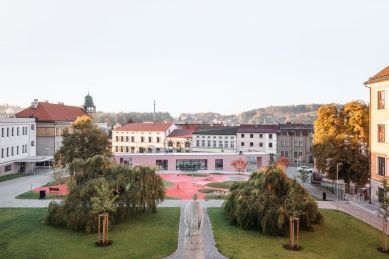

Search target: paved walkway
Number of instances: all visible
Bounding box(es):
[0,167,385,258]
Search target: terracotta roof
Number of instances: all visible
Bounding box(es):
[115,122,174,132]
[167,129,194,138]
[237,124,278,133]
[193,126,239,135]
[365,65,389,84]
[15,102,89,122]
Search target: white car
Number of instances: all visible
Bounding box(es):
[296,166,314,173]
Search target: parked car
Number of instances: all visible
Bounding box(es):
[296,165,314,173]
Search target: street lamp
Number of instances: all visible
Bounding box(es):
[337,163,343,211]
[46,148,50,173]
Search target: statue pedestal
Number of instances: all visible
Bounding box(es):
[184,241,204,259]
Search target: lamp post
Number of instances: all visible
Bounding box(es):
[45,148,50,173]
[337,163,343,211]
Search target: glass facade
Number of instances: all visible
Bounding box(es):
[176,159,208,170]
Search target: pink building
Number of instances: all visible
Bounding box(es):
[115,152,270,172]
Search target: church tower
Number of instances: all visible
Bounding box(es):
[81,92,97,122]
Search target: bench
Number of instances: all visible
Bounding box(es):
[49,187,60,193]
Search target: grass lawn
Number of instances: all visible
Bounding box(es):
[208,208,387,259]
[209,172,225,175]
[206,181,236,189]
[204,194,226,200]
[198,188,218,193]
[15,191,65,200]
[0,173,29,182]
[163,180,176,188]
[184,173,209,177]
[165,195,182,200]
[0,207,180,259]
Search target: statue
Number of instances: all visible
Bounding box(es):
[184,193,204,259]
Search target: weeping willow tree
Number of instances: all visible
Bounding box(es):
[223,161,323,236]
[46,155,165,232]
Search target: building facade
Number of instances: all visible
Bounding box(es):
[236,124,278,155]
[15,99,89,156]
[0,118,37,175]
[364,65,389,205]
[112,122,178,153]
[276,122,314,165]
[165,129,194,152]
[191,126,239,153]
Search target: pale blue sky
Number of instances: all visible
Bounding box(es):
[1,1,388,117]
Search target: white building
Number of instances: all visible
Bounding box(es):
[236,124,278,155]
[0,118,50,176]
[112,122,178,153]
[191,126,239,153]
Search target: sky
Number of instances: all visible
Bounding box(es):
[1,1,389,117]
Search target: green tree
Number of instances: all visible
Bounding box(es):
[54,116,112,165]
[50,160,67,198]
[312,101,369,186]
[297,168,309,187]
[222,161,322,236]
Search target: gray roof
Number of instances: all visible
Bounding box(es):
[237,124,278,133]
[278,123,313,130]
[193,126,239,135]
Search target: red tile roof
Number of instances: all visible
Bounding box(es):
[15,102,89,122]
[167,129,194,138]
[366,65,389,84]
[237,124,278,133]
[115,122,174,132]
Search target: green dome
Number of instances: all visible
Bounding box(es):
[82,93,95,107]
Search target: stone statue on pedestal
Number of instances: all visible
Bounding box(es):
[184,193,204,259]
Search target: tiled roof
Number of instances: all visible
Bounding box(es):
[278,123,313,130]
[115,122,174,132]
[193,126,239,135]
[15,102,89,122]
[237,124,278,133]
[167,129,194,138]
[365,65,389,84]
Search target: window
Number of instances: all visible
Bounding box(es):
[378,124,385,142]
[241,142,244,146]
[148,137,152,142]
[241,134,245,138]
[224,141,228,147]
[126,136,129,142]
[213,141,216,147]
[281,151,284,157]
[5,165,11,172]
[202,140,205,147]
[131,136,135,142]
[115,146,118,152]
[156,137,160,143]
[168,141,173,147]
[11,147,13,156]
[259,134,263,138]
[259,142,263,147]
[31,124,35,130]
[215,159,223,170]
[1,148,3,158]
[295,131,300,136]
[250,142,253,147]
[7,147,9,157]
[269,134,273,139]
[219,141,222,147]
[378,90,385,109]
[299,151,302,156]
[285,151,289,157]
[230,141,235,148]
[196,140,200,147]
[378,187,384,203]
[11,127,14,136]
[121,146,124,152]
[269,143,273,148]
[7,128,9,137]
[141,137,144,142]
[378,156,386,176]
[282,131,287,136]
[207,140,211,147]
[185,142,190,148]
[1,128,3,137]
[281,140,289,146]
[116,136,119,141]
[294,152,298,158]
[121,136,124,142]
[250,134,253,138]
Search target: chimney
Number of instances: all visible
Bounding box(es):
[31,99,38,108]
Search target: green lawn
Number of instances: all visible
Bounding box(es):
[184,173,209,177]
[15,191,65,199]
[208,208,387,259]
[0,207,180,259]
[163,180,176,188]
[209,172,225,175]
[0,173,29,182]
[206,181,236,189]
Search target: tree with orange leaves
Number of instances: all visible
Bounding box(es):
[231,158,247,181]
[276,156,290,168]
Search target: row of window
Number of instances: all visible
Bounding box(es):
[196,136,234,139]
[240,133,272,139]
[279,151,303,158]
[115,136,161,143]
[196,140,235,148]
[279,131,312,136]
[241,142,272,148]
[1,126,32,137]
[1,144,28,158]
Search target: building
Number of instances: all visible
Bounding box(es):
[166,129,194,152]
[236,124,278,155]
[191,126,239,153]
[15,99,89,156]
[115,152,270,171]
[276,122,314,165]
[112,122,178,154]
[0,118,50,176]
[81,92,97,122]
[364,65,389,205]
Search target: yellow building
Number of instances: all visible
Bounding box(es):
[365,65,389,205]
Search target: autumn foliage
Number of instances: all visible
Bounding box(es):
[276,156,290,168]
[231,158,247,173]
